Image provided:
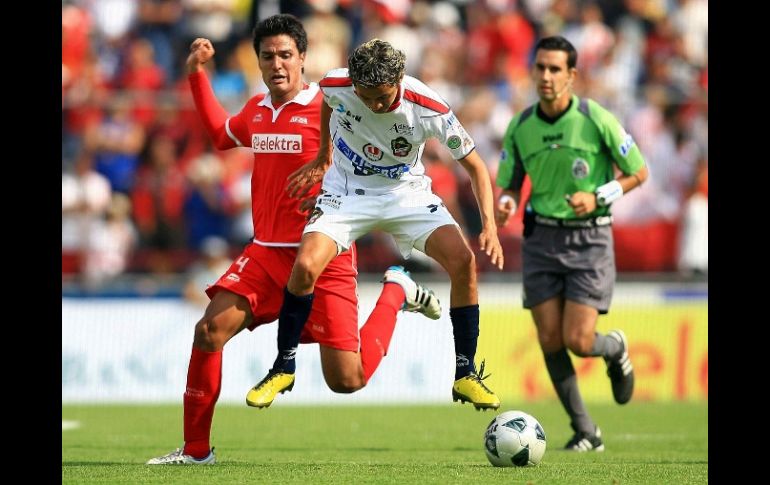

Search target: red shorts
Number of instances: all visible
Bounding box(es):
[205,242,359,351]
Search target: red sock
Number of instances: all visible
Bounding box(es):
[360,283,404,382]
[183,347,222,459]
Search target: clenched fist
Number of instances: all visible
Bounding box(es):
[187,38,215,74]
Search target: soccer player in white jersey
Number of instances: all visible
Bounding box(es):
[252,39,504,410]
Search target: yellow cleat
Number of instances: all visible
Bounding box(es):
[246,370,295,408]
[452,360,500,411]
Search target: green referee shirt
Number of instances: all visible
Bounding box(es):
[496,95,646,219]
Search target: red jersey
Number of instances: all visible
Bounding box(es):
[189,71,322,246]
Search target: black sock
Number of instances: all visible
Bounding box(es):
[544,349,594,433]
[271,287,314,374]
[450,305,479,380]
[586,332,622,359]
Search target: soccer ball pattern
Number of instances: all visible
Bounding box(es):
[484,410,547,467]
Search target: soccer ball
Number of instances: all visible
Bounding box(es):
[484,410,546,467]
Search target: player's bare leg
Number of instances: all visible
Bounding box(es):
[319,347,366,393]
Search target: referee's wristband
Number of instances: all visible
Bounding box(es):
[595,180,623,207]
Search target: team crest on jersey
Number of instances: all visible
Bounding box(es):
[391,137,412,157]
[363,143,384,161]
[338,118,354,133]
[447,135,462,150]
[389,122,414,136]
[252,113,263,122]
[307,207,324,225]
[572,158,589,179]
[290,116,308,124]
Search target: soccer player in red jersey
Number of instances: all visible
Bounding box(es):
[146,15,439,466]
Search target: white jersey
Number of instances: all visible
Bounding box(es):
[318,68,475,196]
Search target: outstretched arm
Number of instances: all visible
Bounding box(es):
[457,150,504,270]
[187,38,242,150]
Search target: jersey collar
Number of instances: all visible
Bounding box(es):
[258,82,320,110]
[386,83,403,112]
[536,95,576,124]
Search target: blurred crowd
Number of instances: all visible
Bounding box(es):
[62,0,707,288]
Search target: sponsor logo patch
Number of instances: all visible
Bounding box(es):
[427,202,445,213]
[336,103,362,122]
[455,124,474,150]
[251,134,302,153]
[447,135,462,150]
[318,193,341,210]
[337,137,408,179]
[338,118,354,133]
[226,273,240,282]
[363,143,384,161]
[542,133,563,143]
[389,122,415,136]
[619,133,635,157]
[290,115,308,124]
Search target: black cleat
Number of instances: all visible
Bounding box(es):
[604,329,634,404]
[564,423,604,452]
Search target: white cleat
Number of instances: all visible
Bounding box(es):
[382,266,442,320]
[146,447,216,465]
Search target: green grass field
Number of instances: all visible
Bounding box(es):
[62,402,707,484]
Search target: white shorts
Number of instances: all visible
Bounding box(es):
[304,186,458,258]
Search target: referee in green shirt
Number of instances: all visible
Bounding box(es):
[496,36,649,452]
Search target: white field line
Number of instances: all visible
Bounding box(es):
[62,420,81,431]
